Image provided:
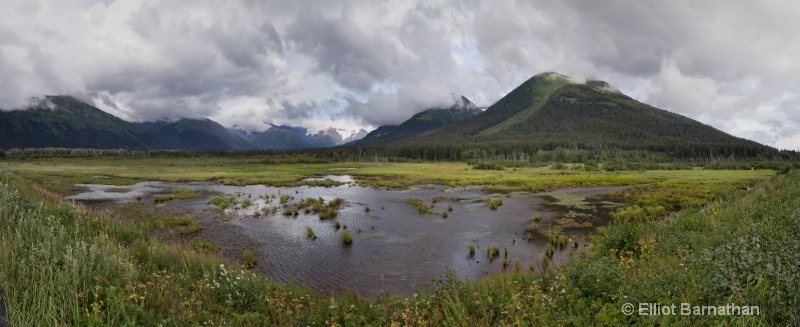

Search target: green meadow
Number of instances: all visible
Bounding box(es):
[0,156,796,325]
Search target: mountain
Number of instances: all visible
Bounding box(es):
[358,72,774,158]
[354,126,397,145]
[343,129,368,143]
[309,128,343,147]
[0,96,160,150]
[135,118,254,151]
[236,125,368,149]
[242,125,315,149]
[353,95,483,145]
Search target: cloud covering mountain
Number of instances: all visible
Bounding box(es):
[1,0,798,149]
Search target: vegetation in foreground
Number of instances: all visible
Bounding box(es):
[1,167,798,325]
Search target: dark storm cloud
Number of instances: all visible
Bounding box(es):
[285,11,403,92]
[280,100,319,120]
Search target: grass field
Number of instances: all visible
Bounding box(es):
[0,156,794,325]
[0,156,772,196]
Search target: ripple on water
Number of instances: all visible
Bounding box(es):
[67,176,627,295]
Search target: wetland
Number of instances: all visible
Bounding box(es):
[66,176,629,294]
[2,155,791,325]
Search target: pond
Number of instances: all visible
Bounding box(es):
[66,176,628,295]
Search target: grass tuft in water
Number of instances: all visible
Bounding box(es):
[305,226,317,239]
[154,187,202,203]
[340,230,353,244]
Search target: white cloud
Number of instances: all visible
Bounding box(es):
[0,0,798,150]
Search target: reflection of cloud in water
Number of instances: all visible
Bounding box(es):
[66,177,626,295]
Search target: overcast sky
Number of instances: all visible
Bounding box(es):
[1,0,798,149]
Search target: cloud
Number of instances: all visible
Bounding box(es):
[0,0,798,149]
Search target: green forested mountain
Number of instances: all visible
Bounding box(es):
[353,126,398,144]
[135,118,255,151]
[0,96,160,150]
[353,99,483,145]
[244,125,315,149]
[358,72,775,159]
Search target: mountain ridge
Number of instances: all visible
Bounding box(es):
[353,72,777,159]
[134,118,255,151]
[0,72,784,160]
[0,96,160,150]
[351,95,483,145]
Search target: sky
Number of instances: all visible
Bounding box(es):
[0,0,798,149]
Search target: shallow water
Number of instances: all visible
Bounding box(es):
[66,176,627,295]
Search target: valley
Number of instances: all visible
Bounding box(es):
[0,72,797,325]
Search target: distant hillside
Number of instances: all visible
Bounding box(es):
[0,96,159,150]
[354,126,397,145]
[354,95,482,145]
[135,118,254,151]
[243,125,315,149]
[377,72,775,159]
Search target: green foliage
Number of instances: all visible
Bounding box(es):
[242,250,257,268]
[487,198,503,210]
[153,187,202,203]
[2,168,799,325]
[486,246,500,261]
[175,215,202,235]
[340,230,353,245]
[404,198,432,214]
[188,238,218,254]
[305,226,317,239]
[472,162,506,170]
[207,196,236,211]
[289,197,343,219]
[303,178,343,187]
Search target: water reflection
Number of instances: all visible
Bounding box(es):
[66,176,627,295]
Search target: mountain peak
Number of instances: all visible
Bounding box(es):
[450,93,477,110]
